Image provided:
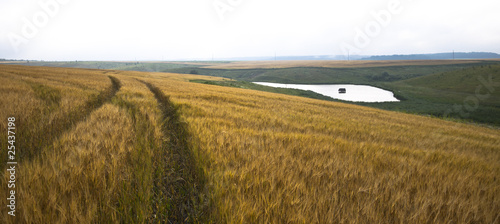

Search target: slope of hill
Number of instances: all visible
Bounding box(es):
[177,63,490,84]
[1,65,499,223]
[370,64,500,125]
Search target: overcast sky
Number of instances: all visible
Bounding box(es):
[1,0,499,61]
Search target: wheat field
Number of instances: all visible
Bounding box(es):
[1,64,499,223]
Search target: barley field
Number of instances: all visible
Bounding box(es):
[1,64,499,223]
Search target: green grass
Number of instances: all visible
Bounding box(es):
[367,64,500,126]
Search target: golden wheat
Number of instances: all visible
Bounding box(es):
[1,65,499,223]
[146,77,500,223]
[0,66,163,223]
[0,65,112,163]
[16,104,134,223]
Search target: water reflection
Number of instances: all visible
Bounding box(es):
[254,82,399,103]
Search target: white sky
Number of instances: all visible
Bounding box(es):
[1,0,499,60]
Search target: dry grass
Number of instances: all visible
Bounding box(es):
[202,59,499,69]
[1,65,499,223]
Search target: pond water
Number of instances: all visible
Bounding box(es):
[254,82,400,103]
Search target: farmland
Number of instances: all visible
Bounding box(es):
[178,60,500,126]
[199,59,499,69]
[1,64,500,223]
[6,60,500,126]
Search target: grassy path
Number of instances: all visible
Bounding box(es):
[141,80,207,223]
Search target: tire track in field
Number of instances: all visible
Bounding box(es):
[19,75,121,161]
[139,80,207,223]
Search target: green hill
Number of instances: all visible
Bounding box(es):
[369,64,500,125]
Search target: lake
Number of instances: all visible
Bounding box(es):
[254,82,400,103]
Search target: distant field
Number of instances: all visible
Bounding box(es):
[178,63,492,84]
[1,65,499,223]
[1,60,229,71]
[202,59,500,69]
[4,60,500,125]
[6,59,498,70]
[181,62,500,126]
